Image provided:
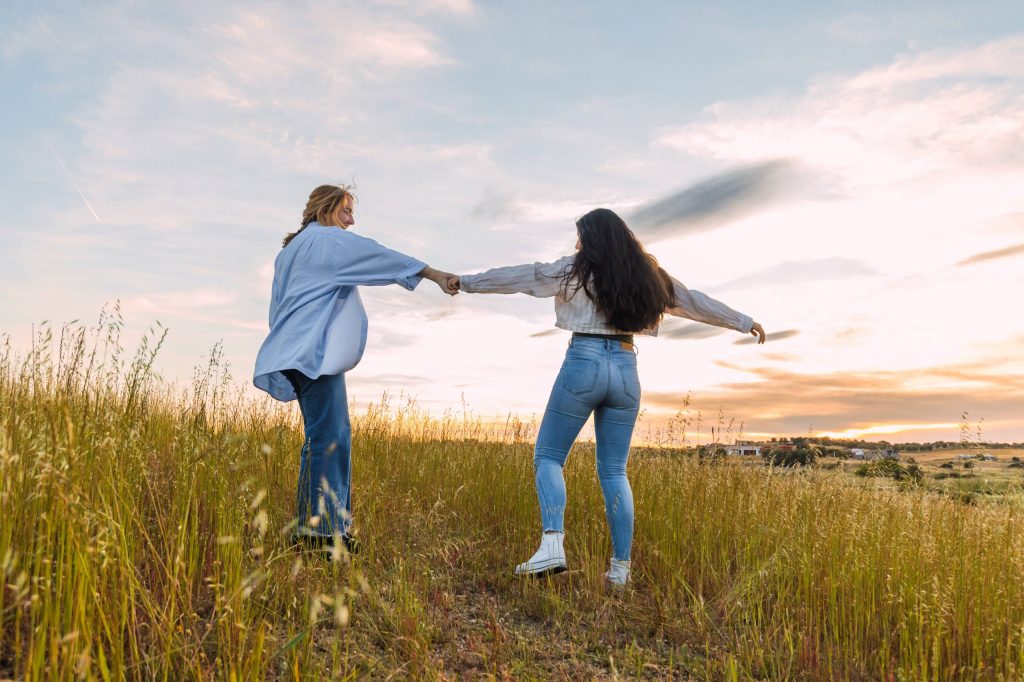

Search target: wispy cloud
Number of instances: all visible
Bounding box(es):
[714,258,877,292]
[816,423,958,439]
[659,35,1024,188]
[627,160,800,239]
[659,320,727,341]
[734,329,799,345]
[374,0,477,17]
[844,34,1024,89]
[122,289,264,331]
[0,16,58,61]
[957,242,1024,266]
[352,372,432,386]
[471,191,633,226]
[644,362,1024,440]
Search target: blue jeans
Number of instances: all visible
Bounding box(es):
[534,336,641,561]
[283,370,352,537]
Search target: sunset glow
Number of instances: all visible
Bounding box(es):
[816,424,961,440]
[2,2,1022,443]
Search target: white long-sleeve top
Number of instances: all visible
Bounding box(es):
[459,255,753,337]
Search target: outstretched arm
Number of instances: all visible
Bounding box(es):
[324,230,454,295]
[456,256,574,297]
[667,276,765,343]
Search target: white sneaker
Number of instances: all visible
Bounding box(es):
[605,558,630,586]
[514,531,567,577]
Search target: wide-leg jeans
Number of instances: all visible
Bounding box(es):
[283,369,352,537]
[533,336,641,561]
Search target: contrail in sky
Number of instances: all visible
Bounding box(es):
[43,136,101,223]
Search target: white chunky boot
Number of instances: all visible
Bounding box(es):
[605,558,631,587]
[514,531,567,577]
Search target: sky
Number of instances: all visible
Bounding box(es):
[2,0,1023,443]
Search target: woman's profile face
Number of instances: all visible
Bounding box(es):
[332,198,355,229]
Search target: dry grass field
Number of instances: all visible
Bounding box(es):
[905,448,1024,464]
[2,319,1024,680]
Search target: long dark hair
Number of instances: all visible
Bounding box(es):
[562,208,675,332]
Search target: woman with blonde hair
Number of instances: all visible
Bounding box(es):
[453,208,765,585]
[254,184,457,555]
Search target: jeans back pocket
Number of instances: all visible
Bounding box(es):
[618,364,641,402]
[560,358,599,395]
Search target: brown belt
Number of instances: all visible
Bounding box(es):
[571,331,635,351]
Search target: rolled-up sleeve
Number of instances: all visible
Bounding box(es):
[460,256,573,298]
[666,276,753,333]
[330,231,427,290]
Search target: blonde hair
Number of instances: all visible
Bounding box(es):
[282,184,357,248]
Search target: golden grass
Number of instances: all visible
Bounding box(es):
[2,315,1023,680]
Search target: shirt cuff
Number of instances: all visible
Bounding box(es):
[395,259,428,290]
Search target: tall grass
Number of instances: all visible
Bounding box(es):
[2,313,1023,679]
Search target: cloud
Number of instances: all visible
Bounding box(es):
[347,25,452,69]
[734,329,799,345]
[957,242,1024,266]
[714,258,878,292]
[471,191,633,226]
[529,328,562,338]
[471,190,517,222]
[30,2,463,233]
[0,15,59,62]
[121,289,265,332]
[351,373,432,386]
[643,362,1024,439]
[627,160,800,239]
[374,0,477,17]
[658,35,1024,187]
[658,320,727,341]
[125,289,237,311]
[843,34,1024,89]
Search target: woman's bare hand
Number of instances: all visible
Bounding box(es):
[750,322,766,344]
[419,267,459,295]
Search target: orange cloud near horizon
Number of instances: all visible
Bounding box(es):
[815,423,959,440]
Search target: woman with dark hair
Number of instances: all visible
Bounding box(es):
[452,208,765,585]
[254,184,458,556]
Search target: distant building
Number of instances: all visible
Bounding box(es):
[852,448,899,460]
[726,444,762,456]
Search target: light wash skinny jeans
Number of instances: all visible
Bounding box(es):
[534,336,641,561]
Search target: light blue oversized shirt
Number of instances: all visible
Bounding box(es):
[253,222,427,401]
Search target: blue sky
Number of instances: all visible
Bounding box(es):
[3,1,1024,442]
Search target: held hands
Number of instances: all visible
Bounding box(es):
[421,267,460,296]
[750,322,766,344]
